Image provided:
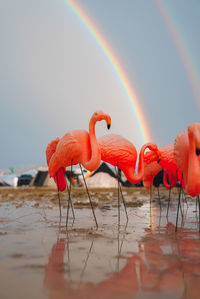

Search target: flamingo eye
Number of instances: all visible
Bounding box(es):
[196,147,200,156]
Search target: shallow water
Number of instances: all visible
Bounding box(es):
[0,188,200,299]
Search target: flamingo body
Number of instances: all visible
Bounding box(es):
[98,134,137,168]
[49,130,95,172]
[48,111,111,178]
[98,134,160,184]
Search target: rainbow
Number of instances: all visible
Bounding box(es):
[63,0,152,143]
[155,0,200,112]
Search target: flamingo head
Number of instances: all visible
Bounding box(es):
[188,123,200,156]
[91,110,111,130]
[147,143,161,160]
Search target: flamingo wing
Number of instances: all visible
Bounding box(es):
[46,138,60,165]
[55,130,90,167]
[98,134,137,167]
[46,138,66,191]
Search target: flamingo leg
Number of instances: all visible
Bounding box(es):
[119,184,128,221]
[79,164,98,228]
[157,186,161,210]
[175,171,183,219]
[150,174,153,207]
[198,195,200,232]
[179,189,184,219]
[115,164,128,223]
[56,172,62,219]
[117,163,120,226]
[175,173,183,232]
[167,188,171,218]
[66,161,75,228]
[66,175,71,228]
[196,196,198,212]
[166,173,172,218]
[69,161,75,219]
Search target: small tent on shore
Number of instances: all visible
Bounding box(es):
[32,167,70,188]
[88,162,144,188]
[86,162,143,188]
[31,168,58,188]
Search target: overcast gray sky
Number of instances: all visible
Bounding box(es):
[0,0,199,171]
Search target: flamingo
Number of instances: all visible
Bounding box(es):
[98,134,160,223]
[48,110,111,227]
[174,123,200,231]
[174,123,200,197]
[143,144,185,222]
[143,144,184,190]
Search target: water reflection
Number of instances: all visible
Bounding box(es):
[2,190,200,299]
[44,222,200,299]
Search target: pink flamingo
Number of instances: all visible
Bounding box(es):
[143,144,183,189]
[174,123,200,197]
[98,134,160,222]
[143,144,185,220]
[174,123,200,231]
[48,110,111,227]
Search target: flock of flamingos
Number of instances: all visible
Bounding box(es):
[46,110,200,230]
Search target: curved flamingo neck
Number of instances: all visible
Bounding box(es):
[124,143,156,184]
[82,117,101,172]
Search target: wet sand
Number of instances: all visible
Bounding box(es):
[0,186,200,299]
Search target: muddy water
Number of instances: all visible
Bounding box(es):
[0,187,200,299]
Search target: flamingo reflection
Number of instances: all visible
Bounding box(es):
[44,226,200,299]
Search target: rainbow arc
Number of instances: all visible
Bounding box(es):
[64,0,152,143]
[155,0,200,112]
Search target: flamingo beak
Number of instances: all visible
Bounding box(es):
[106,116,111,130]
[196,147,200,156]
[196,141,200,156]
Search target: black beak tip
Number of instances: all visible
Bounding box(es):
[107,124,111,130]
[196,148,200,156]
